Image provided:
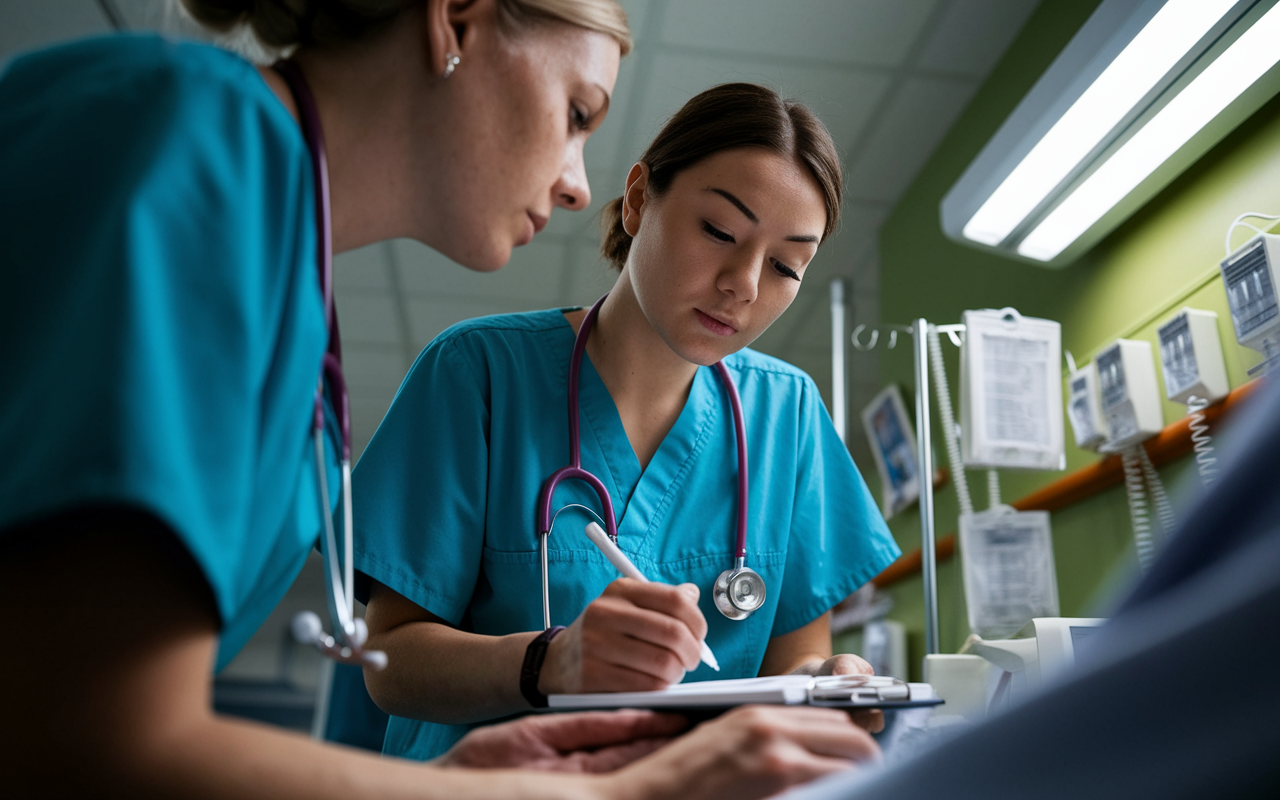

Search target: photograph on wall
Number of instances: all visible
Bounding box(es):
[861,385,920,519]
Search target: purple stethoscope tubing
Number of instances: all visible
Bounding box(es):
[534,295,753,629]
[275,61,384,669]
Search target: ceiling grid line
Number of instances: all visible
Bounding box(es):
[838,0,952,185]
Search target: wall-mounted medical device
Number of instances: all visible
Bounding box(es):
[1065,355,1108,452]
[1157,307,1226,485]
[942,0,1280,267]
[1219,232,1280,367]
[1157,307,1229,404]
[959,309,1065,470]
[1096,339,1164,449]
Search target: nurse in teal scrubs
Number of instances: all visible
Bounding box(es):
[356,83,902,762]
[0,2,880,797]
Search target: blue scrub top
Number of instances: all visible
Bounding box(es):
[352,310,900,760]
[0,35,338,670]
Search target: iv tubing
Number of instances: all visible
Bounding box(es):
[927,325,973,516]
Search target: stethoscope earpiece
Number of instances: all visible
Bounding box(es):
[713,564,767,620]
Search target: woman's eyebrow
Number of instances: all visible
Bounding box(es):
[707,187,820,243]
[707,187,757,223]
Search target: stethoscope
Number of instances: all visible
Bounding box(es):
[275,61,386,671]
[535,295,767,628]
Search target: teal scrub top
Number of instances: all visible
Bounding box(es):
[352,310,900,761]
[0,35,338,670]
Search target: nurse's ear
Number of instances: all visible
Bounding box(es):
[423,0,490,78]
[621,162,650,237]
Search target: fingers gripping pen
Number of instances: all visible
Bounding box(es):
[584,522,720,672]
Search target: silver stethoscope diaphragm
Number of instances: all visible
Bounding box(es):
[713,560,767,620]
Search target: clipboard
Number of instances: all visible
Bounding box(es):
[545,674,944,713]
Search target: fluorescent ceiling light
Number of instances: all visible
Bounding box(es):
[1019,1,1280,261]
[962,0,1235,247]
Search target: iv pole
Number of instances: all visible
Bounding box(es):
[911,319,940,656]
[851,318,965,658]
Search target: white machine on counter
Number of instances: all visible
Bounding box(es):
[924,617,1107,722]
[1157,307,1228,485]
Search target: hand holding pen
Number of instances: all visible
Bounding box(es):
[537,522,717,696]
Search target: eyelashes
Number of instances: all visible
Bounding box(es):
[702,221,734,242]
[702,222,802,281]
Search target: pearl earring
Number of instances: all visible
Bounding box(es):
[443,54,460,79]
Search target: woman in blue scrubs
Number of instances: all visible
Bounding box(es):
[0,2,877,797]
[356,83,902,762]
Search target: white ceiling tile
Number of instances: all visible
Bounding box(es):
[802,207,887,285]
[1,0,111,67]
[851,290,880,327]
[619,0,655,41]
[334,291,401,346]
[580,40,645,169]
[334,242,392,291]
[350,390,397,462]
[341,345,408,391]
[916,0,1040,78]
[559,239,619,307]
[390,237,568,306]
[624,51,892,168]
[404,296,545,350]
[658,0,937,68]
[845,76,977,204]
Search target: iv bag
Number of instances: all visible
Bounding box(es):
[959,509,1059,639]
[960,309,1065,470]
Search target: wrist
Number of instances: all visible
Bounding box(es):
[520,626,565,708]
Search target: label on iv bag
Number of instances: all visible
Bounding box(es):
[959,510,1060,639]
[981,334,1051,446]
[959,310,1065,470]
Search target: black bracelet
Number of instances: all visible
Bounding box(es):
[520,626,566,708]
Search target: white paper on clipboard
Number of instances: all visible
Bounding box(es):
[960,309,1065,470]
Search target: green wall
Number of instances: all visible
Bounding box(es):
[871,0,1278,676]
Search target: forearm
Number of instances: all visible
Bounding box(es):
[129,713,602,800]
[366,620,539,723]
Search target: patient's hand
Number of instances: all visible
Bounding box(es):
[812,653,875,676]
[792,654,884,734]
[433,709,687,772]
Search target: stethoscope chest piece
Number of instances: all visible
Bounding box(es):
[713,561,766,620]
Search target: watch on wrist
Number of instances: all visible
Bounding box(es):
[520,625,566,708]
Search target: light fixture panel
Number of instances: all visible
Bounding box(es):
[941,0,1278,268]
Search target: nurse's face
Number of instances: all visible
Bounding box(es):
[621,148,827,366]
[422,17,620,271]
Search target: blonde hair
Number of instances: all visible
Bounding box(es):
[181,0,631,54]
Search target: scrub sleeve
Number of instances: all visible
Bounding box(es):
[0,35,334,669]
[348,311,901,761]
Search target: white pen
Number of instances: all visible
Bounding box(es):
[584,521,720,672]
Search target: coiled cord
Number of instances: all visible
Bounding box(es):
[927,325,973,516]
[1136,446,1177,540]
[1120,447,1155,572]
[1186,395,1218,486]
[987,469,1001,510]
